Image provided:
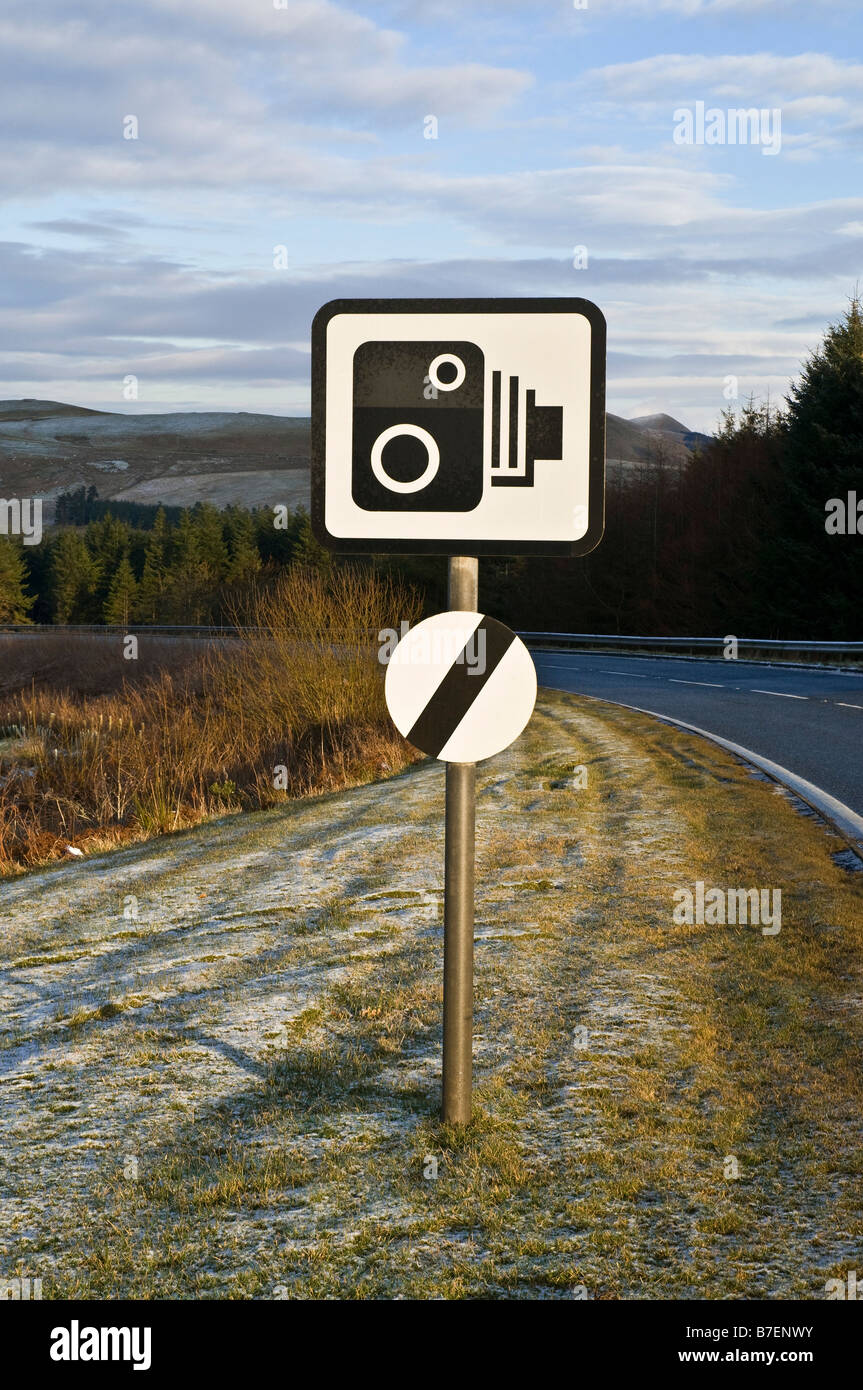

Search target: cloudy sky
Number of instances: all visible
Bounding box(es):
[1,0,860,430]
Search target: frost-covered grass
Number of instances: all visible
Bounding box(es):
[0,693,860,1299]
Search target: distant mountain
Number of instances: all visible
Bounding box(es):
[607,412,712,481]
[630,412,689,432]
[628,412,712,453]
[0,399,311,518]
[0,398,109,421]
[0,399,712,517]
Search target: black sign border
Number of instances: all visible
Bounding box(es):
[311,297,606,557]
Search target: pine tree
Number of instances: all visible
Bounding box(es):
[164,509,211,623]
[291,513,332,572]
[255,504,294,565]
[48,530,101,623]
[0,538,34,623]
[87,513,132,615]
[103,555,138,625]
[224,507,262,584]
[134,508,169,623]
[191,503,230,581]
[756,295,863,635]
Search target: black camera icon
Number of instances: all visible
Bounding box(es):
[351,339,563,513]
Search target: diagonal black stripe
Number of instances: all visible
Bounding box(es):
[406,616,517,759]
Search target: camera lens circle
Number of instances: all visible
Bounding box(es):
[370,423,440,494]
[428,353,466,393]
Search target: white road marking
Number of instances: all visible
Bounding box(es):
[751,689,808,700]
[668,679,725,688]
[601,669,651,678]
[837,702,863,710]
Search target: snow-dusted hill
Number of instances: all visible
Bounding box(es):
[0,399,712,518]
[0,399,311,517]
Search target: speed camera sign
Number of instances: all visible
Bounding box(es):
[311,297,606,557]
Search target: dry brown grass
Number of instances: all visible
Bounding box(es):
[0,566,422,874]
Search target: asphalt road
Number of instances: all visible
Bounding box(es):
[532,650,863,818]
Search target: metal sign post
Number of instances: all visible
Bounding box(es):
[383,596,538,1124]
[442,556,478,1124]
[310,295,607,1126]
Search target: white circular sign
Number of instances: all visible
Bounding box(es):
[427,352,467,393]
[385,611,537,763]
[370,423,440,494]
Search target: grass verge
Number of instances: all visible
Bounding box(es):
[0,692,860,1298]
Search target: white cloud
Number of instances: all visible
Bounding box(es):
[583,51,863,102]
[0,233,857,429]
[0,0,858,430]
[0,0,530,159]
